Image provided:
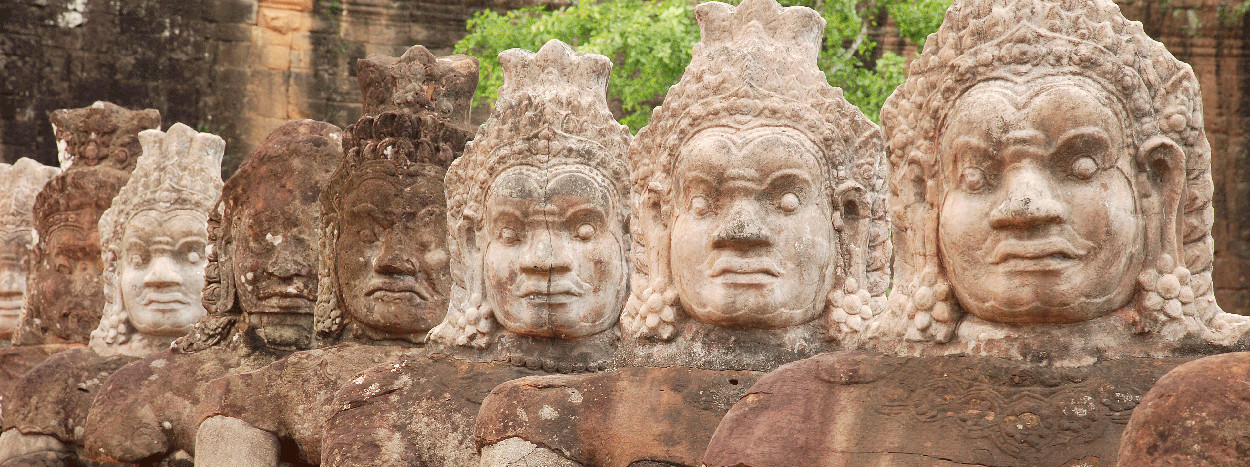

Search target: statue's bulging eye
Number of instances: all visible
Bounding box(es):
[961,167,986,192]
[129,254,146,268]
[359,227,379,244]
[1072,157,1097,180]
[576,224,595,240]
[187,252,202,264]
[778,193,800,213]
[500,227,518,244]
[691,196,709,216]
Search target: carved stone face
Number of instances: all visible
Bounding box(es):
[230,190,318,319]
[938,81,1141,323]
[482,166,626,338]
[336,175,450,335]
[0,228,30,338]
[120,210,209,336]
[31,215,105,331]
[670,126,836,328]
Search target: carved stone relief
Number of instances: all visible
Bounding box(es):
[872,0,1250,361]
[0,159,60,345]
[621,0,889,371]
[194,45,476,467]
[12,102,159,346]
[80,120,341,464]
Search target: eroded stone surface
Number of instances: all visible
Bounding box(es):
[0,159,59,345]
[0,123,223,465]
[477,367,759,467]
[621,0,889,371]
[81,120,340,463]
[872,0,1250,360]
[192,45,476,467]
[1117,352,1250,466]
[703,351,1193,467]
[320,353,543,467]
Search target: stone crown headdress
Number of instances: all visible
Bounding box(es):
[49,101,160,171]
[0,159,60,234]
[880,0,1219,343]
[624,0,889,340]
[433,39,632,348]
[91,123,225,357]
[314,46,478,343]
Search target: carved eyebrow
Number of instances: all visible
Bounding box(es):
[679,172,717,189]
[1054,127,1111,152]
[176,236,207,250]
[561,204,607,223]
[764,168,815,188]
[347,203,388,225]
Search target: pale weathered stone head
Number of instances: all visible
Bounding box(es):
[313,45,476,346]
[625,0,888,344]
[177,120,343,352]
[14,103,159,346]
[432,39,630,356]
[878,0,1245,350]
[89,123,224,357]
[0,159,60,340]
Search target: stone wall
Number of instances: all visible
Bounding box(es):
[1,0,1247,313]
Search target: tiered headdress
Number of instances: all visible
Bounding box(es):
[314,45,477,343]
[91,123,225,357]
[49,101,160,171]
[0,159,60,238]
[431,39,632,348]
[624,0,889,340]
[880,0,1225,343]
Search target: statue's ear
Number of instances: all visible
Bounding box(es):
[1137,136,1186,261]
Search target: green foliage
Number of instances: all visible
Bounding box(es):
[455,0,950,130]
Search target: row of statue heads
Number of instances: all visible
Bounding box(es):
[2,0,1244,368]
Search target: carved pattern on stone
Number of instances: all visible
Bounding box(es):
[876,0,1245,349]
[0,159,59,341]
[432,40,631,350]
[90,123,224,357]
[49,101,159,172]
[314,45,475,345]
[623,0,889,341]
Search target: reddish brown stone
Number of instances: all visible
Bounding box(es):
[2,349,137,446]
[1117,352,1250,466]
[195,344,409,464]
[320,353,544,466]
[703,351,1195,467]
[477,366,759,467]
[0,344,81,416]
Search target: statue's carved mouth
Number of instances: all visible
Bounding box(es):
[258,287,314,309]
[987,236,1091,272]
[0,293,21,315]
[366,278,436,302]
[142,292,192,310]
[709,257,782,284]
[519,279,586,304]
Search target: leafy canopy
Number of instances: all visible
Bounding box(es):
[454,0,951,130]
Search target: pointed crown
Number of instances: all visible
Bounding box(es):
[49,101,160,172]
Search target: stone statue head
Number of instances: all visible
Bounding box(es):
[0,159,60,340]
[313,45,476,346]
[13,103,159,345]
[431,40,631,358]
[90,123,224,357]
[180,120,343,352]
[878,0,1242,347]
[50,101,160,172]
[624,0,888,345]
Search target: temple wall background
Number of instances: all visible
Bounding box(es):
[1,0,1247,314]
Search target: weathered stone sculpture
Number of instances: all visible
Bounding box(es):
[868,0,1248,359]
[0,159,60,347]
[702,1,1249,465]
[474,3,887,464]
[193,44,473,467]
[0,102,156,420]
[14,101,160,345]
[0,123,223,465]
[319,40,629,467]
[619,0,888,372]
[80,120,341,464]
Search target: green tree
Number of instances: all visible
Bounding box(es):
[454,0,950,130]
